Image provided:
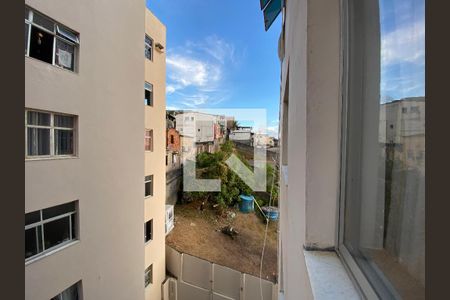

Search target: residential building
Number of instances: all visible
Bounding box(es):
[175,111,225,154]
[25,1,145,299]
[253,133,275,148]
[144,8,167,300]
[379,97,425,173]
[275,0,425,299]
[229,127,253,145]
[166,128,181,171]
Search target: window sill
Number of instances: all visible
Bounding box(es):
[303,250,360,300]
[25,240,80,266]
[25,155,79,162]
[25,55,78,75]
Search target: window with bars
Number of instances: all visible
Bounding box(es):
[26,110,76,158]
[25,201,78,261]
[25,6,79,71]
[145,264,153,287]
[145,82,153,106]
[145,219,153,243]
[145,175,153,197]
[145,34,153,60]
[145,129,153,151]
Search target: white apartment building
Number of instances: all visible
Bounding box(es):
[175,112,216,143]
[25,1,145,299]
[144,8,167,300]
[229,127,253,144]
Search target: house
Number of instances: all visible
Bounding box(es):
[229,126,253,145]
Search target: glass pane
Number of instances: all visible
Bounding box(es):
[54,129,74,155]
[27,111,50,126]
[25,23,29,54]
[71,213,77,239]
[54,115,74,128]
[343,0,425,298]
[29,26,54,64]
[43,217,71,250]
[145,90,151,105]
[56,25,79,44]
[25,211,41,225]
[55,39,75,71]
[25,227,39,258]
[145,265,153,287]
[51,282,79,300]
[145,182,151,197]
[43,202,76,220]
[33,12,55,32]
[27,127,50,156]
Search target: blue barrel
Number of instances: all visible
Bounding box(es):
[239,195,254,213]
[261,206,279,220]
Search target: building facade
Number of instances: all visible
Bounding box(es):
[25,1,145,299]
[277,0,425,299]
[144,8,167,300]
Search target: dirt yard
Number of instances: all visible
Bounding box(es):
[166,200,278,283]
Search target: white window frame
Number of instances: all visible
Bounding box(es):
[25,109,77,160]
[337,0,424,298]
[25,201,78,263]
[145,82,153,106]
[145,129,153,152]
[145,34,153,61]
[25,6,79,72]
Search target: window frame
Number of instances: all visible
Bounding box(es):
[25,109,77,160]
[144,175,154,198]
[50,280,82,300]
[145,82,154,106]
[25,201,78,263]
[145,129,153,152]
[145,264,153,287]
[25,6,79,72]
[145,34,153,61]
[337,0,381,298]
[144,219,153,244]
[337,0,423,298]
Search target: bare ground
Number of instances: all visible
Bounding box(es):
[166,200,278,283]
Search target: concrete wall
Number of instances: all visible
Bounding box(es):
[278,0,341,298]
[25,0,145,299]
[144,8,167,300]
[166,246,277,300]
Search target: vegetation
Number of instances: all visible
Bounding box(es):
[181,141,279,211]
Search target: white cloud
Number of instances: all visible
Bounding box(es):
[166,55,221,89]
[166,36,237,108]
[381,19,425,67]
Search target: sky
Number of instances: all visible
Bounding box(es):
[146,0,425,136]
[146,0,282,137]
[380,0,425,101]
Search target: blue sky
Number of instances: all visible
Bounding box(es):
[146,0,282,137]
[380,0,425,101]
[146,0,425,134]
